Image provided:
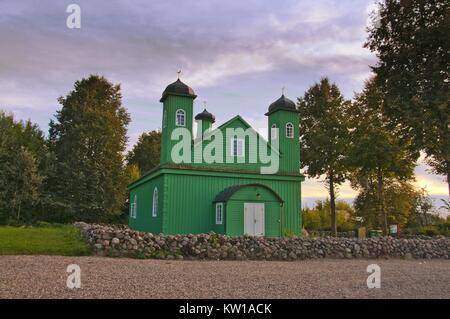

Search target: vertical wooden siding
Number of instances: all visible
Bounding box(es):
[129,175,164,233]
[164,172,301,235]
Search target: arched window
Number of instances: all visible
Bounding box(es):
[152,187,158,217]
[286,122,294,138]
[176,109,185,126]
[130,195,137,218]
[215,203,223,224]
[271,124,277,140]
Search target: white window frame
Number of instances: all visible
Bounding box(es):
[130,195,137,219]
[286,122,294,138]
[215,203,223,224]
[175,109,185,126]
[231,138,244,157]
[271,124,277,139]
[152,187,158,217]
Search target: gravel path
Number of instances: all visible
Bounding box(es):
[0,256,448,299]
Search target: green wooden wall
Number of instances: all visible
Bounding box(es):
[129,174,164,233]
[192,116,265,171]
[161,169,302,236]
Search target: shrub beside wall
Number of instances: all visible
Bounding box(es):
[75,223,450,260]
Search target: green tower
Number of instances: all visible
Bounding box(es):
[194,108,215,140]
[159,78,197,164]
[265,94,300,173]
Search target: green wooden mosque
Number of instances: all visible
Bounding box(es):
[128,77,303,236]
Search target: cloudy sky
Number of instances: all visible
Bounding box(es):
[0,0,447,208]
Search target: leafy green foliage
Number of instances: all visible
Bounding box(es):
[347,78,417,234]
[126,130,161,175]
[355,180,417,230]
[302,199,357,232]
[440,199,450,213]
[126,164,141,184]
[0,112,46,224]
[298,77,351,235]
[366,0,450,197]
[47,75,130,222]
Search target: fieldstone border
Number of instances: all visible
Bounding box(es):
[75,222,450,260]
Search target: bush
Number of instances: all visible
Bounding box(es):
[403,226,442,236]
[422,226,440,237]
[282,229,296,238]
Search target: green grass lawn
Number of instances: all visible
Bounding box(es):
[0,225,91,256]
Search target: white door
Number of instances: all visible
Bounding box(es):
[254,203,265,236]
[244,204,254,235]
[244,203,265,236]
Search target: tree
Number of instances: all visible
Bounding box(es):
[298,77,351,236]
[410,189,436,227]
[0,111,44,224]
[440,199,450,213]
[8,148,42,221]
[366,0,450,198]
[347,78,416,234]
[354,180,417,230]
[126,164,141,184]
[48,75,130,221]
[126,130,161,175]
[406,189,448,235]
[302,199,356,232]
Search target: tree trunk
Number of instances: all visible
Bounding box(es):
[17,200,22,221]
[447,171,450,201]
[377,167,387,235]
[329,174,337,237]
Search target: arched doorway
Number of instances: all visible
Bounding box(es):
[213,184,284,237]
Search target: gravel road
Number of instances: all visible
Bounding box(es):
[0,256,448,299]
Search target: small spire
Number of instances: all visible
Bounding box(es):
[177,69,182,79]
[281,86,285,96]
[203,100,207,110]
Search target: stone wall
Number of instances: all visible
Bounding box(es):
[75,222,450,260]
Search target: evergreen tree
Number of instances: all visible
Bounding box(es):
[366,0,450,198]
[298,77,351,236]
[126,130,161,175]
[48,75,130,221]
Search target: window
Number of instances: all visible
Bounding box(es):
[231,138,244,157]
[286,122,294,138]
[271,124,277,139]
[152,187,158,217]
[176,109,185,126]
[215,203,223,224]
[130,195,137,218]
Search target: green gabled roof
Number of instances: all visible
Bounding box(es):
[216,114,249,130]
